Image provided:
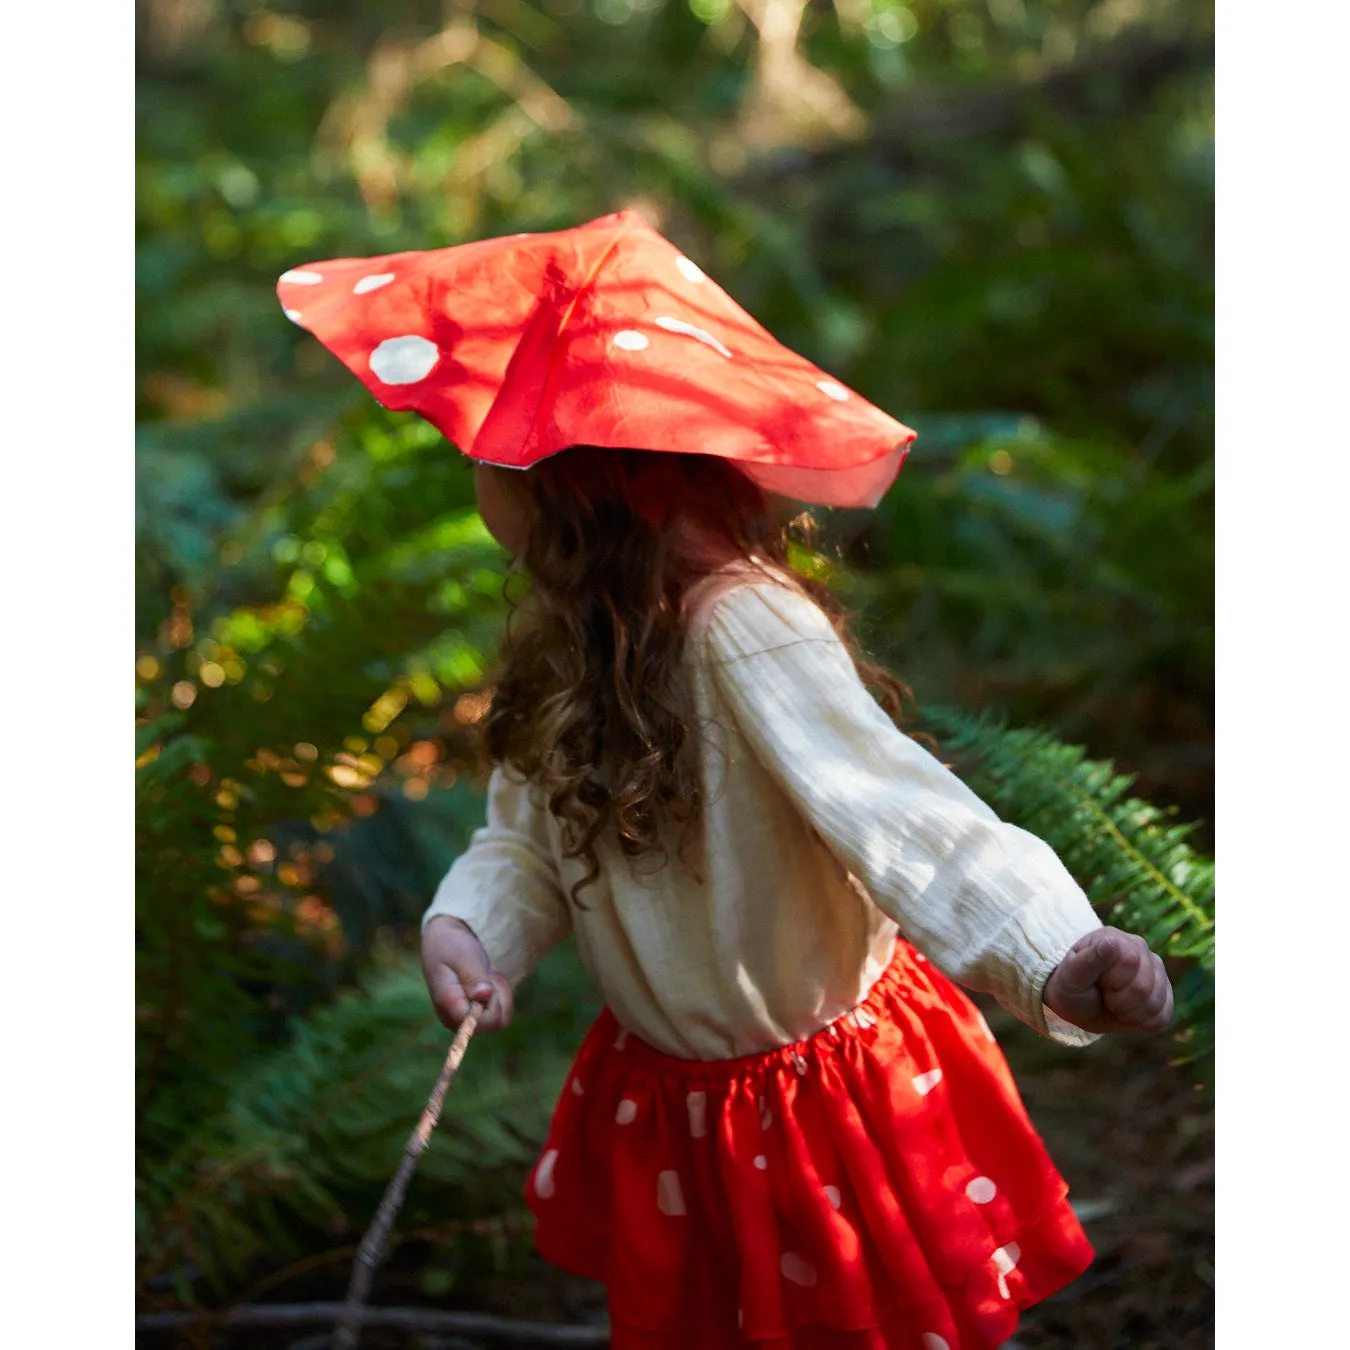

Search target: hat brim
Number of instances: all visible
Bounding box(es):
[278,211,917,510]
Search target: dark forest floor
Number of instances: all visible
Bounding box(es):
[978,1000,1214,1349]
[144,997,1211,1350]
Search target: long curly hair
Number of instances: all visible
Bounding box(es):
[481,446,914,904]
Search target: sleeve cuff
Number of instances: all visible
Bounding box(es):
[421,906,478,939]
[1042,1003,1101,1048]
[1029,943,1102,1048]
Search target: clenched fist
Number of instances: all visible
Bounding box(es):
[1042,927,1174,1036]
[421,914,515,1032]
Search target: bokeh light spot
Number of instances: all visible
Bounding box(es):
[247,840,276,867]
[453,691,492,725]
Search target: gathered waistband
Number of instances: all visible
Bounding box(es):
[602,936,934,1084]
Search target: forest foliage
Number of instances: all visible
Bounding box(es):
[136,0,1213,1306]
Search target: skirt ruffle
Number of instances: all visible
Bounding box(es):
[525,939,1093,1349]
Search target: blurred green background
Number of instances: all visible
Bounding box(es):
[136,1,1213,1344]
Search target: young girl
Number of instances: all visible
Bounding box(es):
[280,210,1173,1349]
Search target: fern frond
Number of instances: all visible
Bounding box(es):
[920,705,1214,1072]
[137,942,599,1298]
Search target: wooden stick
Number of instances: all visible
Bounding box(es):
[332,999,486,1350]
[135,1302,609,1344]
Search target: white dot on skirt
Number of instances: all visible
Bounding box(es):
[911,1069,943,1096]
[687,1090,708,1138]
[534,1149,558,1199]
[279,268,323,285]
[615,1099,638,1124]
[816,379,849,401]
[657,1170,687,1216]
[779,1252,818,1287]
[753,1155,767,1170]
[966,1176,997,1204]
[823,1185,841,1210]
[976,1011,996,1041]
[613,329,649,351]
[284,309,304,323]
[994,1241,1022,1295]
[614,1027,629,1050]
[571,1077,584,1096]
[921,1336,951,1350]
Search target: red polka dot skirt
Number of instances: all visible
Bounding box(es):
[526,940,1093,1349]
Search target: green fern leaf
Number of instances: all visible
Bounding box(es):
[137,941,598,1298]
[920,705,1214,1075]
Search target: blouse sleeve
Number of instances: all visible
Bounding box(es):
[703,579,1102,1046]
[421,765,572,989]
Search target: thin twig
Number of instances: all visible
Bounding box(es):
[333,1000,486,1350]
[135,1302,609,1344]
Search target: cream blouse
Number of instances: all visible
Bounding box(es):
[423,563,1102,1059]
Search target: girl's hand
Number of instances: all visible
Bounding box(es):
[421,915,515,1032]
[1042,927,1174,1036]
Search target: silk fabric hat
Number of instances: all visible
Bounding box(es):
[277,209,916,508]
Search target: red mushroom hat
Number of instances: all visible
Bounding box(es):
[276,209,916,508]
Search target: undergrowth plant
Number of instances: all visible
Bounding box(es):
[922,706,1215,1072]
[136,408,509,1166]
[136,942,600,1301]
[135,706,1214,1301]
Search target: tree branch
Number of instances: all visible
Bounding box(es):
[135,1303,609,1345]
[333,1000,485,1349]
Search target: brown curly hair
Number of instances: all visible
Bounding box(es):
[481,445,914,904]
